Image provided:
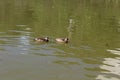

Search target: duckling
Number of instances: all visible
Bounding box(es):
[55,38,69,43]
[34,37,49,42]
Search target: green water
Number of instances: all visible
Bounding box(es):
[0,0,120,80]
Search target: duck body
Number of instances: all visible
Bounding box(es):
[34,37,49,42]
[56,38,69,43]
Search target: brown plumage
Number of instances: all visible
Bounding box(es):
[55,38,69,43]
[34,37,49,42]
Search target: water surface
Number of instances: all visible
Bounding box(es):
[0,0,120,80]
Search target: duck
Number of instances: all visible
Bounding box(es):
[34,37,49,42]
[55,37,69,43]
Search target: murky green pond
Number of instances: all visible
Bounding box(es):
[0,0,120,80]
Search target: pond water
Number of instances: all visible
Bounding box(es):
[0,0,120,80]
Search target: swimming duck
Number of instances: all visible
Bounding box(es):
[55,38,69,43]
[34,37,49,42]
